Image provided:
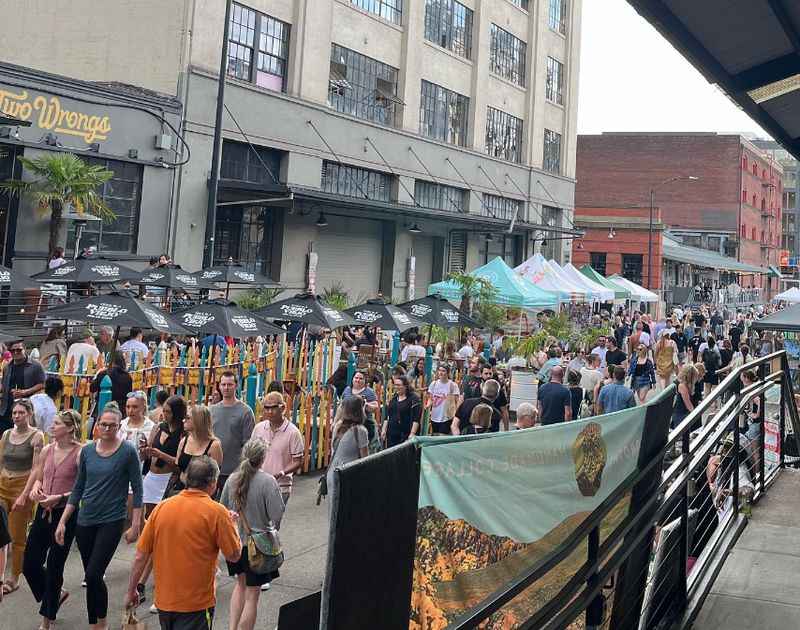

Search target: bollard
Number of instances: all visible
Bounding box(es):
[391,331,400,365]
[97,374,113,413]
[246,362,258,412]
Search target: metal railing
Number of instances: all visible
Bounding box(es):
[449,350,799,630]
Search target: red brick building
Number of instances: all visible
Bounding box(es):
[572,206,664,290]
[575,133,782,295]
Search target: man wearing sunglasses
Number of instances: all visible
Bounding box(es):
[0,340,45,433]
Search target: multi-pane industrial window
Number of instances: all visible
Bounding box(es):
[68,158,141,253]
[221,141,282,185]
[490,25,526,86]
[549,0,568,34]
[590,252,607,276]
[329,44,401,127]
[483,194,522,221]
[424,0,473,59]
[415,180,466,213]
[350,0,402,25]
[543,129,562,174]
[227,3,289,91]
[419,80,469,147]
[546,57,564,105]
[448,231,467,273]
[486,107,523,163]
[622,254,643,285]
[321,161,391,201]
[508,0,530,10]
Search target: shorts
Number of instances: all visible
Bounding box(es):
[142,471,172,504]
[157,607,214,630]
[634,376,652,390]
[430,420,452,435]
[227,545,280,587]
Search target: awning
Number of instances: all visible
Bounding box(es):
[627,1,800,161]
[608,275,659,303]
[751,304,800,332]
[769,265,783,279]
[662,236,770,275]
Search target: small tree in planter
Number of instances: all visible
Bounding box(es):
[446,272,496,316]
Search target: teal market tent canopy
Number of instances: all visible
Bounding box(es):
[579,265,630,300]
[427,257,558,309]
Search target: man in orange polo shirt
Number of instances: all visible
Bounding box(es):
[125,456,241,629]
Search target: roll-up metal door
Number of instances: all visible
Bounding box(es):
[314,217,382,297]
[412,235,434,298]
[448,231,467,273]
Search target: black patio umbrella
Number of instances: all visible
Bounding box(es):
[195,261,281,298]
[31,257,140,284]
[254,292,357,329]
[42,291,191,335]
[345,298,427,333]
[0,264,35,289]
[134,265,218,291]
[397,294,479,328]
[173,299,285,338]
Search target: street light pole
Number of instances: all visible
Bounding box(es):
[648,187,655,290]
[203,0,234,268]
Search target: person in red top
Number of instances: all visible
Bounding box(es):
[125,456,241,630]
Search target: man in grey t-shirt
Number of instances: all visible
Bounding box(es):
[211,371,255,493]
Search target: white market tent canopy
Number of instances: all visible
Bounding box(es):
[549,259,604,302]
[773,287,800,303]
[562,263,616,302]
[515,254,586,303]
[608,275,659,303]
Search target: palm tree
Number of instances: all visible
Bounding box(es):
[0,153,115,258]
[446,272,497,316]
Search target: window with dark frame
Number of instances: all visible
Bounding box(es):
[67,158,141,254]
[321,161,392,201]
[424,0,473,59]
[490,24,527,86]
[485,107,523,163]
[546,56,564,105]
[328,44,401,127]
[541,205,562,260]
[590,252,607,276]
[213,205,275,277]
[482,194,522,221]
[415,180,466,213]
[419,80,470,147]
[220,140,283,185]
[350,0,403,25]
[508,0,529,10]
[548,0,568,34]
[448,230,467,273]
[227,3,289,91]
[543,129,562,174]
[621,254,643,285]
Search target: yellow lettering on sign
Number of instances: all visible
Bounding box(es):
[0,88,111,144]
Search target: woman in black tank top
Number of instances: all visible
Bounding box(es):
[175,405,223,484]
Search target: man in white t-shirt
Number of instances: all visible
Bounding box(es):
[579,354,604,400]
[590,336,608,368]
[458,339,475,359]
[120,327,150,364]
[65,330,100,371]
[31,376,63,433]
[426,364,460,435]
[400,334,425,363]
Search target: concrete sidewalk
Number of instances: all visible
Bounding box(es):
[693,468,800,628]
[1,472,328,629]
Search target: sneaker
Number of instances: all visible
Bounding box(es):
[149,604,158,614]
[136,583,146,604]
[260,582,271,592]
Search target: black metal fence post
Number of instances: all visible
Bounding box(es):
[586,526,602,629]
[758,362,767,492]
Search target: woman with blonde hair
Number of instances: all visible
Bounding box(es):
[627,344,656,404]
[22,409,82,628]
[166,405,223,497]
[654,330,678,391]
[672,365,698,430]
[221,439,284,630]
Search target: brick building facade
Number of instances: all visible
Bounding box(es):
[575,133,782,295]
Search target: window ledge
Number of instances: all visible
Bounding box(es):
[548,27,568,40]
[545,98,566,111]
[501,0,530,16]
[489,72,527,94]
[334,0,404,33]
[422,40,473,68]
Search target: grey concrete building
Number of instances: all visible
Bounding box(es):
[0,0,582,300]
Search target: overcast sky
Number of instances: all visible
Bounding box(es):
[577,0,768,138]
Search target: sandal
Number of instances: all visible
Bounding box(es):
[2,580,19,595]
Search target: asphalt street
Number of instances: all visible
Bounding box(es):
[1,472,328,629]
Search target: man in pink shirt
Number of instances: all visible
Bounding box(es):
[251,391,304,523]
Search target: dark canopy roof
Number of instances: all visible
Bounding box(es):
[627,1,800,159]
[751,305,800,332]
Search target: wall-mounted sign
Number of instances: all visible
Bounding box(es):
[0,87,111,143]
[780,249,790,267]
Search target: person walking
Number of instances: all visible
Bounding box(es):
[628,344,656,404]
[38,328,67,369]
[0,340,46,433]
[537,366,572,425]
[381,374,422,446]
[22,409,82,629]
[125,456,242,629]
[220,440,285,630]
[0,398,44,596]
[654,330,678,391]
[167,405,223,498]
[141,396,185,511]
[342,371,381,452]
[119,328,149,364]
[211,372,256,493]
[90,352,133,417]
[672,365,699,430]
[426,365,459,436]
[252,392,303,523]
[596,367,637,415]
[55,405,143,630]
[326,396,369,513]
[701,336,722,398]
[31,377,63,434]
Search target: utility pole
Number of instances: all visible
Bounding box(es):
[203,0,233,267]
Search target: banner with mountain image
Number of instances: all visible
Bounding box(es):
[410,404,652,630]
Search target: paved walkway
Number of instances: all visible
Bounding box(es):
[1,472,328,629]
[693,468,800,628]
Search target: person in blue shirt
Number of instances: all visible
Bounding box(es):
[597,366,637,414]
